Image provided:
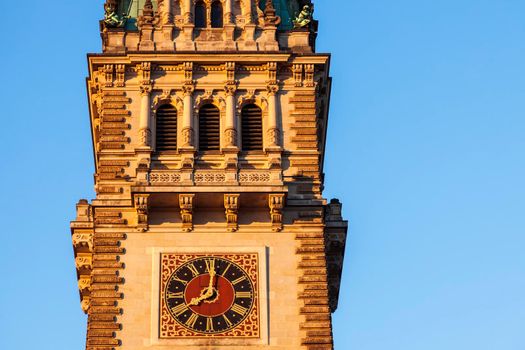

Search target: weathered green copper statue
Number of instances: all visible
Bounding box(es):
[293,4,313,29]
[104,3,127,28]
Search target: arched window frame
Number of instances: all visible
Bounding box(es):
[194,0,207,28]
[210,0,224,28]
[152,92,183,153]
[236,94,269,152]
[194,93,226,152]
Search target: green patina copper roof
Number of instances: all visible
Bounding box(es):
[117,0,300,31]
[260,0,301,30]
[119,0,158,30]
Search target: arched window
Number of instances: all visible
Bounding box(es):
[194,0,206,28]
[241,104,263,151]
[156,104,178,152]
[211,0,223,28]
[199,104,220,151]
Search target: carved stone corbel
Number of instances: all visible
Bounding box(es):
[269,194,285,232]
[134,194,150,232]
[115,64,126,87]
[179,194,195,232]
[267,62,278,85]
[224,194,240,232]
[72,232,94,252]
[225,62,236,85]
[292,64,304,87]
[304,64,315,87]
[103,64,114,87]
[75,254,93,271]
[78,275,92,293]
[81,296,91,313]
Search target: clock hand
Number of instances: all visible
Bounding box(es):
[188,267,217,306]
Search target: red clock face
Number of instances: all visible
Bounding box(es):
[164,256,255,334]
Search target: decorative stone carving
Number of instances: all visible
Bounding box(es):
[78,276,92,292]
[266,83,279,96]
[76,254,93,270]
[225,62,236,85]
[224,194,240,232]
[267,127,280,147]
[304,64,315,87]
[183,62,194,84]
[263,0,281,27]
[292,64,304,87]
[194,172,227,183]
[177,127,193,149]
[72,232,94,252]
[269,194,285,232]
[138,0,155,27]
[134,194,150,232]
[182,84,195,96]
[138,62,152,86]
[267,62,278,85]
[224,128,238,147]
[149,172,182,184]
[239,172,271,183]
[115,64,126,87]
[80,296,90,313]
[179,194,195,232]
[224,84,237,97]
[103,64,114,87]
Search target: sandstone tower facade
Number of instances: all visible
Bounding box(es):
[70,1,348,349]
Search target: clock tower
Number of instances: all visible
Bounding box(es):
[70,0,348,349]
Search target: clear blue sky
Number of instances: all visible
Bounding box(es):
[0,1,523,349]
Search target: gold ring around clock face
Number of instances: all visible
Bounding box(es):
[165,256,255,334]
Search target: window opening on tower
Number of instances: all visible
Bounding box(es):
[199,104,221,151]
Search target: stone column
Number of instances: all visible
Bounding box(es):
[225,0,234,23]
[266,84,280,148]
[223,0,236,48]
[180,0,195,50]
[243,0,257,49]
[139,84,152,147]
[183,0,193,23]
[181,84,195,148]
[224,87,237,148]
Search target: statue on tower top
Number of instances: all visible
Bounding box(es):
[293,4,314,29]
[104,0,128,28]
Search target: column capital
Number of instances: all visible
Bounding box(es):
[140,84,153,96]
[266,84,279,96]
[182,84,195,96]
[224,84,238,96]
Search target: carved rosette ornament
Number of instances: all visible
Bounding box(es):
[269,194,285,232]
[179,194,195,232]
[224,194,240,232]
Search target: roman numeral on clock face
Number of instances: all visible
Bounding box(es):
[171,303,189,316]
[167,291,184,299]
[221,263,231,276]
[230,303,248,316]
[222,314,233,327]
[187,263,200,277]
[206,317,214,332]
[231,275,247,285]
[235,291,252,298]
[171,275,188,286]
[205,258,215,273]
[185,313,199,328]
